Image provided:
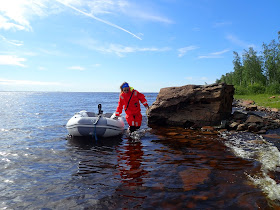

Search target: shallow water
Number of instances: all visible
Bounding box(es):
[0,92,280,209]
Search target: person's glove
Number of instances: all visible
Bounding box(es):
[111,112,119,120]
[145,105,149,115]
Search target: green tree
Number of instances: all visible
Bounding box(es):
[242,47,265,86]
[262,39,280,84]
[232,51,243,86]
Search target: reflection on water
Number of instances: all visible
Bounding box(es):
[64,127,272,209]
[1,92,279,209]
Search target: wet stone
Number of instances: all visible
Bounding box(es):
[248,123,259,132]
[245,115,264,123]
[229,122,239,129]
[271,108,279,112]
[236,123,247,131]
[201,126,215,131]
[256,130,267,134]
[179,168,211,191]
[245,105,258,111]
[166,132,180,136]
[241,100,255,106]
[232,111,247,120]
[262,133,280,139]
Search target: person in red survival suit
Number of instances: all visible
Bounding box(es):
[115,82,149,132]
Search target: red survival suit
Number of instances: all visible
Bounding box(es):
[115,88,148,127]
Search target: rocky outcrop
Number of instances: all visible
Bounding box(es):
[226,100,280,133]
[147,83,234,127]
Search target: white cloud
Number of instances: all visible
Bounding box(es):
[0,15,26,31]
[98,44,170,57]
[130,12,173,24]
[120,1,173,24]
[0,55,26,67]
[0,0,49,31]
[80,0,173,24]
[0,35,23,46]
[68,66,85,71]
[213,21,232,28]
[0,78,62,86]
[55,0,142,40]
[0,0,172,39]
[77,38,170,57]
[198,49,230,59]
[226,34,256,48]
[178,45,199,57]
[39,48,66,57]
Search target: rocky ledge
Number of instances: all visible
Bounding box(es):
[225,99,280,134]
[147,83,234,127]
[147,83,280,134]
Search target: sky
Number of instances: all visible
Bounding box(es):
[0,0,280,92]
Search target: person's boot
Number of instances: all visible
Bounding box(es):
[128,126,140,132]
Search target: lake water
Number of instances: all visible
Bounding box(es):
[1,92,280,209]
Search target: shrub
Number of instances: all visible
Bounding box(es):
[247,84,266,94]
[266,83,280,94]
[234,86,248,95]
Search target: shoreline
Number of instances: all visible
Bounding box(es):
[199,99,280,135]
[223,99,280,134]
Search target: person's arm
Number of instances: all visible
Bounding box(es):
[115,95,124,116]
[137,91,149,109]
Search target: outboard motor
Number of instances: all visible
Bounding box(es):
[98,104,103,115]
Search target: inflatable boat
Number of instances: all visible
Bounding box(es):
[66,104,125,138]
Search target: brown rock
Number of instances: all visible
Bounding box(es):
[241,100,254,106]
[147,83,234,127]
[248,139,265,144]
[229,122,239,129]
[201,126,215,131]
[258,106,267,112]
[232,111,247,120]
[166,132,180,136]
[236,123,247,131]
[262,133,280,139]
[274,119,280,124]
[179,168,211,191]
[245,105,258,111]
[271,108,279,112]
[245,115,264,123]
[256,130,267,134]
[248,123,259,132]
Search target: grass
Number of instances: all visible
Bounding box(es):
[234,94,280,109]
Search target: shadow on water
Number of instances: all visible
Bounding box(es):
[67,135,123,149]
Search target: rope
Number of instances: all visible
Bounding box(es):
[94,123,98,142]
[93,115,101,142]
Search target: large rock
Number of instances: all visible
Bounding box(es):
[147,83,234,127]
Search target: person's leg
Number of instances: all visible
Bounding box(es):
[126,114,142,132]
[134,113,142,127]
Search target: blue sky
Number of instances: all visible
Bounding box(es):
[0,0,279,92]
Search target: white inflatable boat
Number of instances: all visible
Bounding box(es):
[66,104,124,138]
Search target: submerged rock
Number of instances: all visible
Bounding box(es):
[147,83,234,127]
